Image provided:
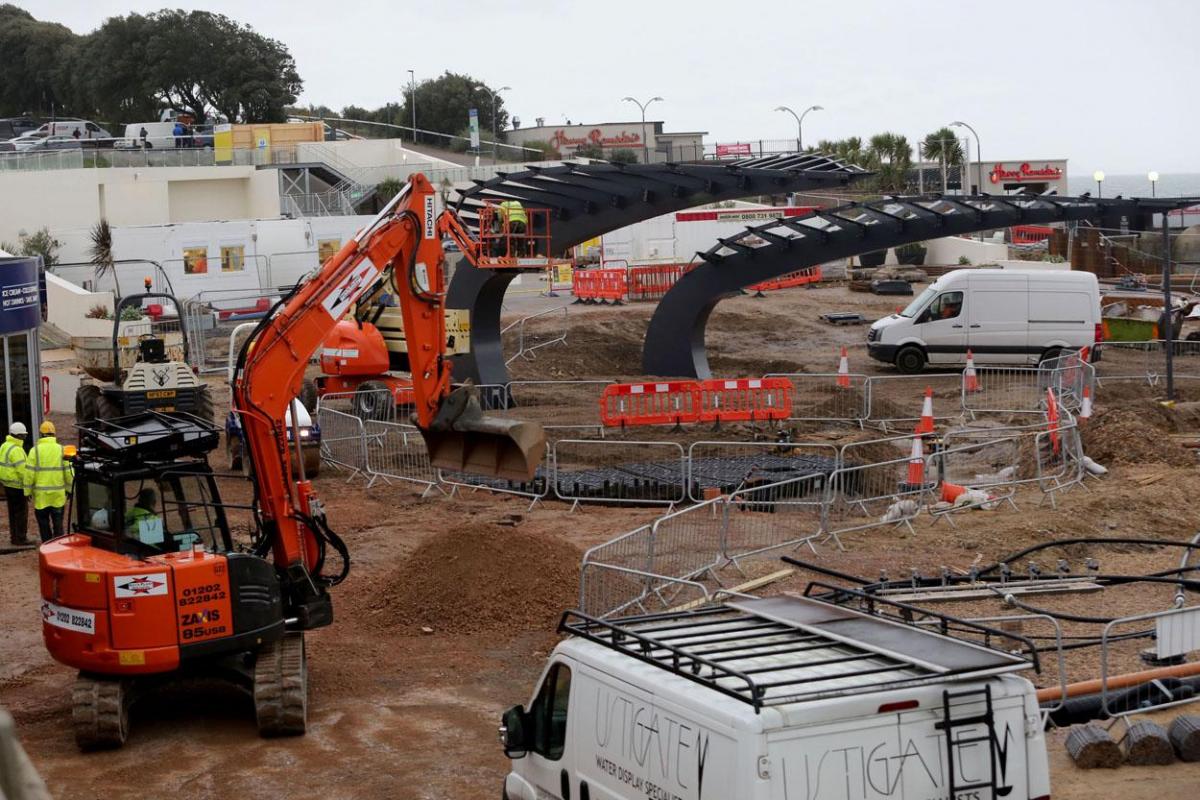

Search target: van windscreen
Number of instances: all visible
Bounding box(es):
[900,285,936,317]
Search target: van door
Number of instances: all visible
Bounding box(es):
[915,289,967,364]
[518,659,577,799]
[968,274,1031,364]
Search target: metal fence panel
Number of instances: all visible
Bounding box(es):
[685,440,839,503]
[363,419,439,490]
[767,372,869,423]
[552,439,686,506]
[500,380,614,429]
[865,374,963,427]
[963,367,1045,415]
[824,453,932,538]
[722,473,826,566]
[316,407,367,479]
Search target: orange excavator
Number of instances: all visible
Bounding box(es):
[38,174,543,749]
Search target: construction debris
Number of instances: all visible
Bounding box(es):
[1066,723,1123,768]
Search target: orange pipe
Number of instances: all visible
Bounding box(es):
[1036,660,1200,703]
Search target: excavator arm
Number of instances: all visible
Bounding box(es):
[231,174,543,626]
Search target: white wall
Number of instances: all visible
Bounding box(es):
[45,271,113,338]
[925,236,1008,266]
[0,166,281,246]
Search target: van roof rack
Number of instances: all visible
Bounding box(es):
[560,589,1036,713]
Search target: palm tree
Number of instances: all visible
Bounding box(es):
[89,219,114,282]
[866,133,912,193]
[922,127,963,167]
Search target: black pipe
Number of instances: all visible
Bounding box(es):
[1044,676,1200,727]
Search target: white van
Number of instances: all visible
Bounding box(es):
[27,120,111,142]
[868,269,1101,373]
[501,595,1050,800]
[116,122,182,149]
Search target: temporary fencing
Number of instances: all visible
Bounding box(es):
[1039,349,1095,412]
[362,419,440,492]
[502,305,569,365]
[865,373,964,428]
[315,407,368,480]
[183,288,285,374]
[552,439,687,507]
[685,440,838,504]
[627,264,690,301]
[823,453,932,541]
[768,372,870,423]
[747,265,823,293]
[570,268,627,303]
[698,378,792,425]
[1094,339,1200,387]
[962,367,1045,416]
[599,381,701,428]
[505,379,614,430]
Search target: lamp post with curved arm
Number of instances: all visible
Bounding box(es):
[949,120,983,194]
[775,104,822,151]
[476,84,511,164]
[622,96,663,163]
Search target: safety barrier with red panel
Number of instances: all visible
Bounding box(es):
[627,263,691,302]
[698,378,793,425]
[599,381,702,427]
[1011,225,1054,245]
[748,266,823,293]
[572,268,628,304]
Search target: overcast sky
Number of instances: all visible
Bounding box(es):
[19,0,1199,173]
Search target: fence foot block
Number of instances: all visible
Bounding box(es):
[1169,715,1200,762]
[1065,723,1123,769]
[1123,720,1175,766]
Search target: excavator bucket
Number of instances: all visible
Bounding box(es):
[422,386,545,482]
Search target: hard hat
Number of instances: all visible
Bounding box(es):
[9,421,26,436]
[39,420,55,435]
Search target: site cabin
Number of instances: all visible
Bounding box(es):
[501,596,1050,800]
[867,269,1101,373]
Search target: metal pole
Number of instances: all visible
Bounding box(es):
[1163,210,1175,401]
[492,95,499,165]
[641,106,648,164]
[407,70,416,144]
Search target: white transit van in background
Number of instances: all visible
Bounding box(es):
[867,268,1101,373]
[500,595,1050,800]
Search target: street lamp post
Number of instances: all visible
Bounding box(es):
[407,70,416,144]
[476,84,511,164]
[949,120,983,195]
[1149,171,1159,197]
[774,105,823,151]
[1093,170,1105,199]
[622,95,663,163]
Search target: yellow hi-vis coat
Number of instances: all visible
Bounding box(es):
[498,200,527,227]
[0,435,27,490]
[24,436,73,510]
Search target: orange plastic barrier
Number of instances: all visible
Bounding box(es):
[698,378,793,424]
[1011,225,1054,245]
[748,266,823,293]
[599,381,702,427]
[627,264,690,301]
[572,268,627,303]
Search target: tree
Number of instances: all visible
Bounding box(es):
[398,72,509,143]
[866,132,912,193]
[922,126,963,167]
[608,149,639,164]
[1,227,62,267]
[0,5,80,117]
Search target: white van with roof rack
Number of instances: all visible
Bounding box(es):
[500,593,1050,800]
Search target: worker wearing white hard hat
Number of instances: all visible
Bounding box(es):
[0,422,30,545]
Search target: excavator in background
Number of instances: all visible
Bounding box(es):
[38,174,544,749]
[317,198,573,418]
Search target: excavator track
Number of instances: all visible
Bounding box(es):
[253,632,307,737]
[72,673,130,750]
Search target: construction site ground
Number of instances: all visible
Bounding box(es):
[5,281,1200,798]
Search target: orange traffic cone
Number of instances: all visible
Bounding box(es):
[906,435,925,486]
[837,346,851,388]
[1080,384,1093,424]
[941,481,967,503]
[1079,345,1091,364]
[915,386,935,435]
[1046,387,1061,455]
[963,349,980,393]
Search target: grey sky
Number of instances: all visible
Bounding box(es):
[19,0,1200,173]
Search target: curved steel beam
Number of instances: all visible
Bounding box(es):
[447,157,870,385]
[643,195,1146,378]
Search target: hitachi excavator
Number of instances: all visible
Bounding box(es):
[38,174,544,750]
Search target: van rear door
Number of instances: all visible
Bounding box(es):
[968,273,1031,365]
[768,683,1034,800]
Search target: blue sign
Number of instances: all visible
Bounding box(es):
[0,257,42,334]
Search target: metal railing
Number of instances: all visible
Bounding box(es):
[502,304,570,366]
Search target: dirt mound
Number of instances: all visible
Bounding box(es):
[364,524,581,635]
[1082,404,1195,466]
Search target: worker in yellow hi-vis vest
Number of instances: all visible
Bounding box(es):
[24,420,74,542]
[0,421,29,545]
[495,200,530,257]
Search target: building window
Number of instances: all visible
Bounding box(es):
[317,238,341,265]
[220,245,245,273]
[182,246,209,275]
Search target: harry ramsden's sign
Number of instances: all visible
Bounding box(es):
[989,162,1063,184]
[551,128,641,149]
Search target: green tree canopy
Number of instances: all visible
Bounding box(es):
[922,127,964,166]
[399,72,509,142]
[0,7,301,125]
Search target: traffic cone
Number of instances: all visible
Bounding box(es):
[963,349,980,393]
[837,346,851,388]
[915,386,935,435]
[1079,345,1091,364]
[906,435,925,486]
[941,480,967,503]
[1080,384,1093,424]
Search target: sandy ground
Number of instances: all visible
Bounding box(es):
[5,281,1200,798]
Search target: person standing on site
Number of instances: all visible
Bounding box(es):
[24,420,73,542]
[497,199,529,257]
[0,422,30,545]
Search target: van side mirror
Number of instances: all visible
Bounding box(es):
[499,705,529,759]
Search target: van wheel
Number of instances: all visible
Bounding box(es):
[895,346,926,374]
[1040,347,1063,365]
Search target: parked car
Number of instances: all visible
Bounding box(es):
[24,135,84,151]
[867,268,1102,372]
[0,116,40,141]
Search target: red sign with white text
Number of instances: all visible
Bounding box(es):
[989,162,1063,184]
[550,129,641,149]
[676,206,817,223]
[715,143,753,157]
